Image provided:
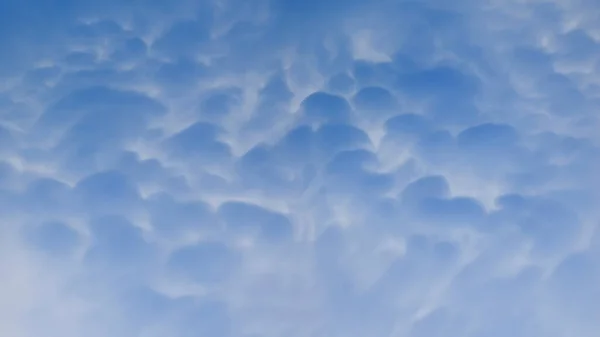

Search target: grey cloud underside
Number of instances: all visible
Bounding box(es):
[1,0,600,336]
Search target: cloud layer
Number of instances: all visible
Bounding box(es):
[1,0,600,336]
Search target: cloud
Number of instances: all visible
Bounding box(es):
[74,170,143,214]
[162,122,232,165]
[299,92,353,124]
[167,241,240,285]
[152,20,212,59]
[85,214,154,269]
[22,220,80,256]
[1,0,600,336]
[352,86,398,111]
[218,201,294,242]
[146,192,216,238]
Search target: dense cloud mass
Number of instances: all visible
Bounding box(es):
[1,0,600,336]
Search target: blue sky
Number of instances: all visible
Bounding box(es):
[1,0,600,336]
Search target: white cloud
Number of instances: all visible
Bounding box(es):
[0,0,599,336]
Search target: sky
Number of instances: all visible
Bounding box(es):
[1,0,600,336]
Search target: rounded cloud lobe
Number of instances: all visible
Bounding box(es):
[1,0,600,336]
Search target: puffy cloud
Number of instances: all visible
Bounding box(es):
[352,86,398,111]
[146,192,216,238]
[84,215,154,269]
[22,220,80,256]
[1,0,600,336]
[300,92,353,124]
[152,20,212,59]
[218,201,293,242]
[167,241,240,285]
[162,122,232,165]
[326,72,355,94]
[74,170,142,214]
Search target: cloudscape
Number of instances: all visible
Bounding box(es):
[1,0,600,336]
